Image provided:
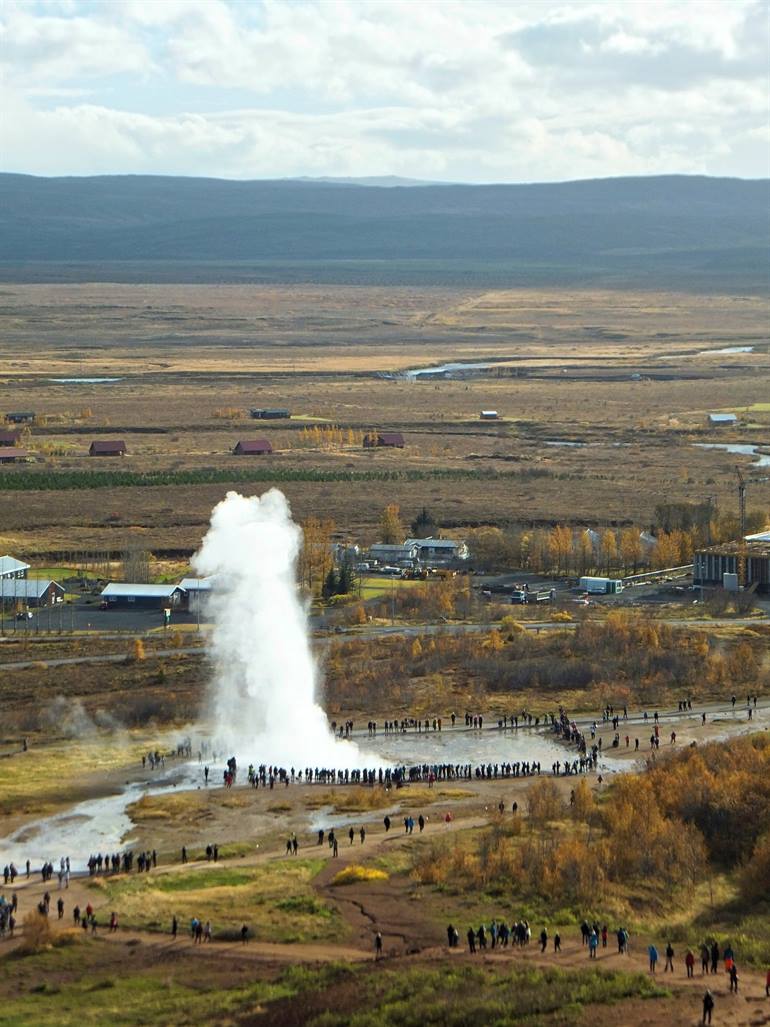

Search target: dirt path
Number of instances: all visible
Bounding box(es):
[3,818,769,1025]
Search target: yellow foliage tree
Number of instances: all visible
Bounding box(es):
[380,504,403,544]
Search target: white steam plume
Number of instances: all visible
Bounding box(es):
[193,489,357,766]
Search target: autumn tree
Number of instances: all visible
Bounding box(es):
[299,517,335,595]
[600,529,618,575]
[380,503,403,544]
[619,527,643,575]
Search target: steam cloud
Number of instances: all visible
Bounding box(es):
[193,489,356,765]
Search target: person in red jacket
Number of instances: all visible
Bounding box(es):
[685,950,695,978]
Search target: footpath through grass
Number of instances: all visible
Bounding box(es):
[85,858,344,943]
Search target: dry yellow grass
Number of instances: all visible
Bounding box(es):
[330,864,389,886]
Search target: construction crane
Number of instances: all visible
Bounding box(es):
[735,466,770,586]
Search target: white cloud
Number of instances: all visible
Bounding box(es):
[0,0,767,180]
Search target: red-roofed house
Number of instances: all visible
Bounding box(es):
[0,447,28,463]
[364,431,405,449]
[234,439,273,455]
[89,440,127,456]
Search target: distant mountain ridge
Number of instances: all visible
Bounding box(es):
[0,173,767,290]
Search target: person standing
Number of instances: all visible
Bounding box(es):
[649,944,658,973]
[700,943,709,975]
[710,940,719,974]
[685,950,695,978]
[374,932,383,960]
[665,942,675,972]
[702,989,714,1024]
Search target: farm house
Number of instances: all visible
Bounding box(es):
[89,440,127,456]
[233,439,273,455]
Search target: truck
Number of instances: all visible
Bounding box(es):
[579,576,624,595]
[511,588,556,604]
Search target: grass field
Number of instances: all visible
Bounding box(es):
[85,858,343,942]
[0,943,668,1027]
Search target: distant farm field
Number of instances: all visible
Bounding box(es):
[0,283,767,558]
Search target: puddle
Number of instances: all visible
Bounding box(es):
[48,377,125,384]
[696,346,754,356]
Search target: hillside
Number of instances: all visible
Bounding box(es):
[0,173,767,290]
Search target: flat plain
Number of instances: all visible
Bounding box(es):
[0,283,767,557]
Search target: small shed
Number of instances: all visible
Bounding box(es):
[364,431,405,449]
[234,439,272,455]
[89,440,127,456]
[0,447,28,463]
[0,579,65,608]
[250,409,290,419]
[5,412,35,424]
[480,410,499,420]
[0,430,21,446]
[100,583,184,609]
[708,413,737,426]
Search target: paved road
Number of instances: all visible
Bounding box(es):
[0,615,765,672]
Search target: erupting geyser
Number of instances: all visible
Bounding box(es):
[193,489,355,765]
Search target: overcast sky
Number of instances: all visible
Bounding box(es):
[2,0,768,182]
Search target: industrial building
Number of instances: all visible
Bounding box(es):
[694,539,770,592]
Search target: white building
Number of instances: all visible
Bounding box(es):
[404,537,469,565]
[0,555,30,580]
[708,413,738,426]
[368,543,418,566]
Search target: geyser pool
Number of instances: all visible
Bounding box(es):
[193,488,363,767]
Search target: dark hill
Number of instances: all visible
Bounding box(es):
[0,173,767,290]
